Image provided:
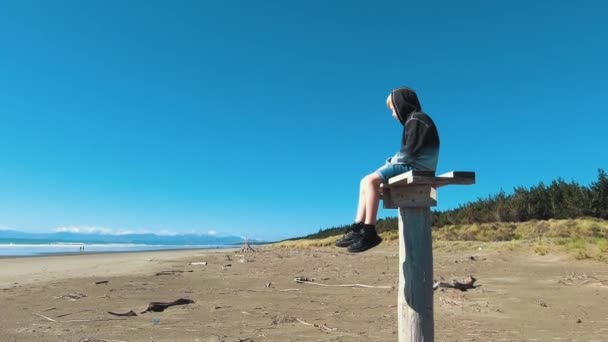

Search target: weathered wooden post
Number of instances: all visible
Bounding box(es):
[381,170,475,341]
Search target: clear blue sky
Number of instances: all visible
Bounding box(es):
[1,0,606,240]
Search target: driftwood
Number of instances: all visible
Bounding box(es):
[95,280,109,285]
[239,241,256,253]
[107,310,138,317]
[295,318,337,333]
[433,275,478,291]
[33,313,127,323]
[140,298,195,313]
[155,270,193,276]
[56,309,94,318]
[54,293,87,301]
[294,276,392,289]
[106,299,195,317]
[34,313,58,322]
[188,261,207,266]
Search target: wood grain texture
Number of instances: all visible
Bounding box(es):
[398,207,434,341]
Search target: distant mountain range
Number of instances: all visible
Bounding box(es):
[0,229,251,246]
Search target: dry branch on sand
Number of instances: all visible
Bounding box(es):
[155,270,193,276]
[33,313,127,323]
[239,240,257,253]
[296,318,337,333]
[141,298,195,313]
[433,275,478,291]
[35,298,195,323]
[54,293,87,301]
[107,310,137,317]
[294,276,392,289]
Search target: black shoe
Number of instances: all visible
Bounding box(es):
[347,228,383,253]
[335,225,362,248]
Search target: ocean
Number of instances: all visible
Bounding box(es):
[0,242,234,257]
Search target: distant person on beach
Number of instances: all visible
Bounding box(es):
[336,87,440,253]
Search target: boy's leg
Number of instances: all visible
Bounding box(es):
[348,163,410,253]
[348,172,383,253]
[337,171,379,248]
[355,176,367,223]
[362,173,382,225]
[336,176,368,248]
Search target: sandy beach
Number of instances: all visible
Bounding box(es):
[1,242,607,342]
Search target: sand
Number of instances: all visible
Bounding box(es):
[0,242,607,342]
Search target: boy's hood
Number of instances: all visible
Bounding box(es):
[391,87,422,125]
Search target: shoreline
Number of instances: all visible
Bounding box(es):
[0,245,240,260]
[0,247,239,287]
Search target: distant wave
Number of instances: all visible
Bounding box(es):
[0,243,232,257]
[0,243,146,248]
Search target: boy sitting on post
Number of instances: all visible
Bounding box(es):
[336,87,440,253]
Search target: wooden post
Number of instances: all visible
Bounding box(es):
[382,170,475,342]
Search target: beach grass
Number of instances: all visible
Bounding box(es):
[274,218,608,261]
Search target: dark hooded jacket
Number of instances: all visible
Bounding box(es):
[388,87,440,171]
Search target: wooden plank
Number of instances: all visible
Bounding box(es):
[380,187,394,209]
[387,170,435,186]
[398,207,434,341]
[434,171,476,187]
[437,171,475,179]
[385,186,436,209]
[387,170,476,188]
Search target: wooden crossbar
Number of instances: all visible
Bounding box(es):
[387,170,475,187]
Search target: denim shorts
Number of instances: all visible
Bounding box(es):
[375,161,412,184]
